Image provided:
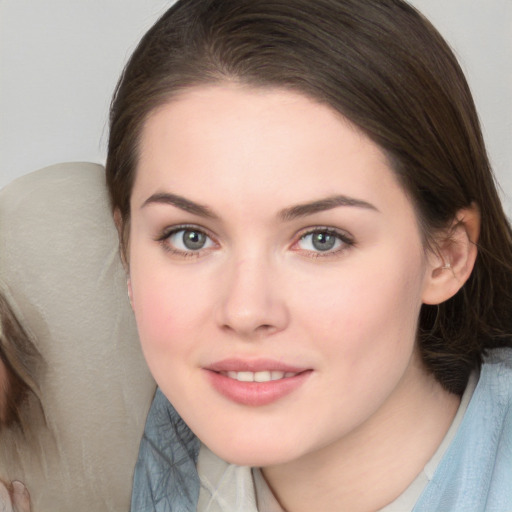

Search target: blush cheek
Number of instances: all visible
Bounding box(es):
[304,261,423,381]
[130,269,178,354]
[132,267,209,372]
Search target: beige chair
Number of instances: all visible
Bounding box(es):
[0,163,156,511]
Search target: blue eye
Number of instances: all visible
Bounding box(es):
[297,229,351,253]
[165,228,214,252]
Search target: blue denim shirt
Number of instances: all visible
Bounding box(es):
[131,349,512,511]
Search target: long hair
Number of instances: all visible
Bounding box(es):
[106,0,512,394]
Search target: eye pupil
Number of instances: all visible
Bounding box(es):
[183,230,206,250]
[312,232,336,251]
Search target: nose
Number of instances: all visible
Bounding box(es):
[215,254,290,339]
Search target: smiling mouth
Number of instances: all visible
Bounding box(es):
[221,370,300,382]
[206,366,312,406]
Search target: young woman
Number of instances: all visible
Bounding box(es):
[106,0,512,510]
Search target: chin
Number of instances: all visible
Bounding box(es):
[202,432,305,468]
[213,448,288,467]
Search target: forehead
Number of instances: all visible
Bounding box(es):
[133,84,410,217]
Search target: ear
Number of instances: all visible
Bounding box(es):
[127,277,134,309]
[114,209,133,308]
[422,204,480,305]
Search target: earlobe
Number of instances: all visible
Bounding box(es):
[114,209,133,308]
[113,208,124,238]
[422,204,480,305]
[127,278,134,309]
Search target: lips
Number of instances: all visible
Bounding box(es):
[223,370,299,382]
[204,359,312,406]
[206,358,306,373]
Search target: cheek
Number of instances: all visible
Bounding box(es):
[133,276,192,349]
[129,254,215,368]
[298,255,426,361]
[295,262,426,424]
[130,276,196,396]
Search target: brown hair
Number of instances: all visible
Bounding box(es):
[0,292,42,430]
[106,0,512,394]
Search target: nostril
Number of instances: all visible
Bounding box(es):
[220,321,278,338]
[255,324,277,334]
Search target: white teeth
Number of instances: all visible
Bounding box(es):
[237,371,254,382]
[254,371,272,382]
[224,370,296,382]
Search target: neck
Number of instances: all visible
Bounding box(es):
[261,358,460,512]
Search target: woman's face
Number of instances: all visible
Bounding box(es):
[128,85,438,466]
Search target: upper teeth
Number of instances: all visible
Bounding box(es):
[225,371,297,382]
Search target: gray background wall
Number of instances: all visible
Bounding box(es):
[1,0,510,215]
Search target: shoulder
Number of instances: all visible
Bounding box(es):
[449,347,512,476]
[477,347,512,415]
[414,348,512,511]
[481,346,512,377]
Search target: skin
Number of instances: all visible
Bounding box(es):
[126,85,477,511]
[0,480,31,512]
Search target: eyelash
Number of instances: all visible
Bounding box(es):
[155,224,217,258]
[155,225,354,259]
[293,227,354,258]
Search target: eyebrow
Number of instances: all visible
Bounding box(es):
[279,195,378,221]
[141,192,377,220]
[141,192,217,218]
